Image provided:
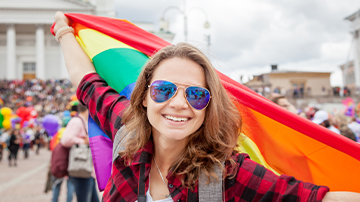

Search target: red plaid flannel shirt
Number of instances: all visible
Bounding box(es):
[77,73,330,202]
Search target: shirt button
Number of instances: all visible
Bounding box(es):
[168,184,174,188]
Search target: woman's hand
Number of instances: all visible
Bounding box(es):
[323,191,360,202]
[53,11,71,34]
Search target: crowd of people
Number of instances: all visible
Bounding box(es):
[270,93,360,143]
[0,78,75,117]
[0,78,76,165]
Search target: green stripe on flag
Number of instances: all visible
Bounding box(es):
[92,48,149,92]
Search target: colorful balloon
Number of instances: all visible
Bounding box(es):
[1,107,12,118]
[70,94,78,101]
[2,119,11,129]
[63,110,71,117]
[42,114,60,137]
[0,113,3,128]
[61,116,71,127]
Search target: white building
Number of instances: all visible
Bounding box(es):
[0,0,174,80]
[344,10,360,89]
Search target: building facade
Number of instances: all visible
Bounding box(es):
[344,10,360,89]
[0,0,174,80]
[245,68,332,98]
[340,61,355,90]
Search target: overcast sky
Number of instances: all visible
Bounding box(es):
[114,0,360,86]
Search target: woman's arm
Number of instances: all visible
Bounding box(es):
[53,11,95,88]
[323,191,360,202]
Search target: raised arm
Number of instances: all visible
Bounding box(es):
[323,191,360,202]
[53,11,95,88]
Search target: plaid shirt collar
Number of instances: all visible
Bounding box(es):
[130,139,154,166]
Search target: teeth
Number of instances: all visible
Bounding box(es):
[165,115,189,122]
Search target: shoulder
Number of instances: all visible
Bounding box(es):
[67,117,82,126]
[227,152,272,180]
[230,152,250,165]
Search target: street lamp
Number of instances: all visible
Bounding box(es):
[160,5,210,43]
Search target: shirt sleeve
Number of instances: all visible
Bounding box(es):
[76,73,130,141]
[227,153,329,202]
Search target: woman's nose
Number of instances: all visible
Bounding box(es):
[169,88,189,109]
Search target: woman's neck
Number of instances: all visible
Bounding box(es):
[152,133,187,171]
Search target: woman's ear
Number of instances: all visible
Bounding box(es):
[142,95,148,107]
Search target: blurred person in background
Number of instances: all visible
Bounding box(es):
[270,95,298,114]
[312,110,340,134]
[270,94,306,118]
[8,129,20,167]
[339,125,357,142]
[34,126,42,155]
[60,103,99,202]
[347,117,360,142]
[22,126,34,159]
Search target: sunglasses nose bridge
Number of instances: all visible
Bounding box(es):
[169,86,189,108]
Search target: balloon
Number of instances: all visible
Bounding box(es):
[30,109,38,118]
[16,107,31,119]
[61,116,71,127]
[0,113,3,128]
[1,107,12,118]
[42,114,60,136]
[70,94,78,101]
[23,121,29,128]
[2,119,11,129]
[48,130,58,137]
[16,107,32,127]
[26,96,33,102]
[70,100,79,107]
[63,110,71,117]
[70,111,78,117]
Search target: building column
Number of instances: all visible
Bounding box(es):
[36,24,45,80]
[353,30,360,90]
[6,24,16,79]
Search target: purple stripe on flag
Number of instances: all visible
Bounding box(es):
[89,135,113,191]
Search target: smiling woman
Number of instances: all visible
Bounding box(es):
[53,10,360,202]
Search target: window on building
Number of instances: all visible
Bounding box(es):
[23,62,36,73]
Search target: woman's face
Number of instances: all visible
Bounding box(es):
[143,57,206,142]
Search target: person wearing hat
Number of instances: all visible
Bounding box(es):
[312,110,340,134]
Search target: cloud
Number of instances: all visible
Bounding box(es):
[114,0,360,85]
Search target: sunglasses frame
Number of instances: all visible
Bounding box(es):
[147,80,212,111]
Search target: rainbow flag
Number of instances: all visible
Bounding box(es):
[49,127,65,151]
[52,13,360,192]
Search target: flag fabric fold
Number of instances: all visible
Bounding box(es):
[52,13,360,192]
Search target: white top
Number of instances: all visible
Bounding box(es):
[328,125,340,134]
[135,174,173,202]
[348,122,360,139]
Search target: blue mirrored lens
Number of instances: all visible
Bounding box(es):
[150,80,177,103]
[186,86,210,110]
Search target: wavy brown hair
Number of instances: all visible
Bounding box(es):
[121,43,242,188]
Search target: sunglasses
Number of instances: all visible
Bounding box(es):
[148,80,211,110]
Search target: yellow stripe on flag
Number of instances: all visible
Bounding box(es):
[75,29,138,59]
[238,136,280,175]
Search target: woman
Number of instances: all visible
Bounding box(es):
[8,129,20,167]
[53,11,360,202]
[60,103,98,202]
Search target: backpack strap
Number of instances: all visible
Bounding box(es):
[112,126,132,162]
[199,161,224,202]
